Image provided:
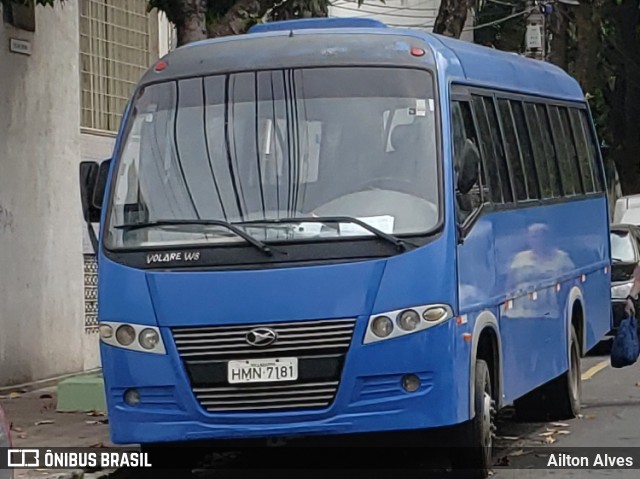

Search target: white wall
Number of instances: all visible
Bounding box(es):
[0,3,85,385]
[78,12,174,372]
[329,0,474,42]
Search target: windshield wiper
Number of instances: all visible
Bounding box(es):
[236,216,407,251]
[114,219,272,256]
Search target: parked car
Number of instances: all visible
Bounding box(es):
[613,194,640,225]
[0,404,13,479]
[610,224,640,332]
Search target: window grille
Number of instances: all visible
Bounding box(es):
[80,0,153,133]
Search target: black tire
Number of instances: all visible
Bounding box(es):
[515,325,581,422]
[450,359,495,479]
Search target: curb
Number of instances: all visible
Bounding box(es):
[22,469,116,479]
[21,471,83,479]
[0,370,102,396]
[83,470,117,479]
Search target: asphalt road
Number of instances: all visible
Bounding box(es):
[492,338,640,478]
[109,338,640,479]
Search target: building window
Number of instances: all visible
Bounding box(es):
[80,0,153,133]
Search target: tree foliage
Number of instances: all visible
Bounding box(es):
[1,0,61,8]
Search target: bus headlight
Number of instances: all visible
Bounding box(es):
[397,310,420,331]
[371,316,394,338]
[139,328,160,350]
[364,304,453,344]
[116,325,136,346]
[99,324,113,339]
[99,322,166,355]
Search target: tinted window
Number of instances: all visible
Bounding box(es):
[511,100,540,199]
[559,107,584,194]
[482,96,513,203]
[497,99,526,201]
[549,106,581,195]
[579,109,603,192]
[535,104,563,197]
[472,96,502,203]
[452,100,485,221]
[569,108,596,193]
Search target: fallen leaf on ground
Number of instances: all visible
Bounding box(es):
[557,430,571,435]
[539,431,555,437]
[11,426,23,432]
[551,422,569,427]
[89,442,108,448]
[583,415,596,420]
[544,436,556,444]
[17,433,27,439]
[34,420,54,426]
[508,449,527,457]
[85,419,108,425]
[8,392,21,399]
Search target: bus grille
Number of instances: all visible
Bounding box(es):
[172,319,356,412]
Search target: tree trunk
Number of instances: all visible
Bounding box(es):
[176,0,208,46]
[433,0,474,38]
[208,0,278,38]
[570,2,601,95]
[608,1,640,195]
[547,7,568,69]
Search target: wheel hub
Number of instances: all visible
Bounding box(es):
[482,391,493,447]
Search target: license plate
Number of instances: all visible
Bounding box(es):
[227,358,298,384]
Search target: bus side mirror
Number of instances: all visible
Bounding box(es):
[457,139,481,195]
[79,159,111,223]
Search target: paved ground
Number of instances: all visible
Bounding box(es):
[0,386,111,479]
[1,338,639,478]
[491,338,640,478]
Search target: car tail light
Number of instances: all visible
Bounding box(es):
[0,407,12,446]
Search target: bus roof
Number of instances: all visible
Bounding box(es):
[142,18,584,102]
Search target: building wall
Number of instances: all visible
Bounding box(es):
[0,3,85,385]
[0,2,173,386]
[329,0,474,42]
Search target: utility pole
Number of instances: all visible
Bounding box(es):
[525,0,581,61]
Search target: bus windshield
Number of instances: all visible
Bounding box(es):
[105,67,439,249]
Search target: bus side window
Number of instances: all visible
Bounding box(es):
[569,108,597,194]
[452,100,485,222]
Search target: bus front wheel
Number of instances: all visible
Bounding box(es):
[515,325,581,422]
[450,358,495,478]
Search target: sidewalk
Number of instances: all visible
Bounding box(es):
[0,385,114,479]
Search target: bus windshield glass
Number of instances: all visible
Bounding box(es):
[105,67,439,249]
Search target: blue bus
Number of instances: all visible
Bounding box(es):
[79,18,611,475]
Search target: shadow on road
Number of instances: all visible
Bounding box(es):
[587,338,613,357]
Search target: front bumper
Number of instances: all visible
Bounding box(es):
[101,318,471,445]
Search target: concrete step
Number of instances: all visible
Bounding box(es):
[56,372,106,413]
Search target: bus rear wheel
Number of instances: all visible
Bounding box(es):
[450,358,495,479]
[515,325,581,422]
